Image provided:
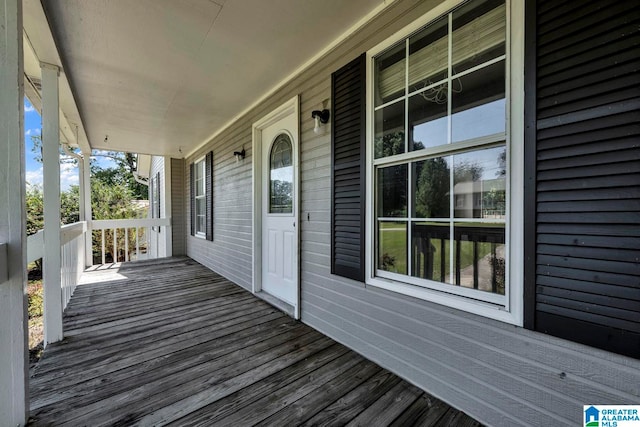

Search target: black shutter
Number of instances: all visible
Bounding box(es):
[205,151,213,241]
[527,0,640,358]
[190,162,195,236]
[331,54,366,282]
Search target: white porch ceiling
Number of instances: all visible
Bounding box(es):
[40,0,385,157]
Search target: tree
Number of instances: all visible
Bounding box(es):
[90,151,148,199]
[454,161,484,184]
[27,136,148,263]
[415,158,450,218]
[25,184,44,236]
[374,131,405,158]
[30,135,147,199]
[60,185,80,224]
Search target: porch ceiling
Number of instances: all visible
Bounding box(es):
[40,0,384,157]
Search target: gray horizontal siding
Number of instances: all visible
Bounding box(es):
[186,131,254,290]
[181,0,640,426]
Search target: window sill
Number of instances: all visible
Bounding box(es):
[366,275,520,325]
[194,233,206,240]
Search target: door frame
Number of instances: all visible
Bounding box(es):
[252,95,300,319]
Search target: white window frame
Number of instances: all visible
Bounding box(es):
[194,156,206,238]
[365,0,524,325]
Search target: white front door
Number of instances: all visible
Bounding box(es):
[261,111,298,306]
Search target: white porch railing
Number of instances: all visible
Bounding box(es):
[91,218,171,264]
[27,221,86,309]
[26,218,170,310]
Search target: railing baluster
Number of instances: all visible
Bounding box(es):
[89,218,169,264]
[125,228,129,262]
[101,229,106,265]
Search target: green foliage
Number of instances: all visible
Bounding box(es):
[26,184,44,236]
[61,185,80,224]
[415,158,450,218]
[91,179,139,220]
[374,131,405,158]
[453,161,484,184]
[90,151,148,200]
[25,146,149,265]
[27,281,43,318]
[30,135,147,199]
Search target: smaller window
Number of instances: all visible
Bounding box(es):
[269,134,293,214]
[194,158,206,236]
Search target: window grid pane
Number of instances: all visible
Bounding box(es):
[373,0,507,298]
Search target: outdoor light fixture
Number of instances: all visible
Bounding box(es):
[311,109,330,134]
[233,148,246,161]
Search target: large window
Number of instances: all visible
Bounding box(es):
[194,157,206,237]
[368,0,522,318]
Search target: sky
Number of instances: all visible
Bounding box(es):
[24,97,115,191]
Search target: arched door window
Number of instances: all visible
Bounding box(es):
[269,133,293,213]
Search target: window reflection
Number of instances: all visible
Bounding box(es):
[377,164,407,218]
[378,221,407,275]
[451,60,505,142]
[413,157,451,218]
[453,146,506,219]
[411,222,451,283]
[454,223,505,294]
[375,42,406,106]
[409,90,448,151]
[452,0,505,73]
[374,101,406,159]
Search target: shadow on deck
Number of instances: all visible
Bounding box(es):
[29,257,481,426]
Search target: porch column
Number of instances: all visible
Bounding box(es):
[82,149,93,266]
[163,156,173,257]
[0,0,29,423]
[41,62,63,345]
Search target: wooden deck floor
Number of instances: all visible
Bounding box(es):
[29,257,481,426]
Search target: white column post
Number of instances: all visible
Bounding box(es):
[82,150,93,266]
[41,62,63,345]
[78,157,85,222]
[163,156,173,257]
[0,0,28,423]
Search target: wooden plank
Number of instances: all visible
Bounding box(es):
[39,333,331,425]
[121,337,336,426]
[301,368,402,426]
[34,301,277,375]
[389,394,451,427]
[31,309,284,391]
[253,360,380,426]
[209,352,368,426]
[344,380,423,427]
[62,287,248,334]
[31,321,311,419]
[30,316,299,410]
[167,343,352,426]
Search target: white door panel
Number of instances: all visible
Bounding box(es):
[261,110,298,306]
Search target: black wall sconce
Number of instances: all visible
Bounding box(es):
[311,109,330,134]
[233,148,246,161]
